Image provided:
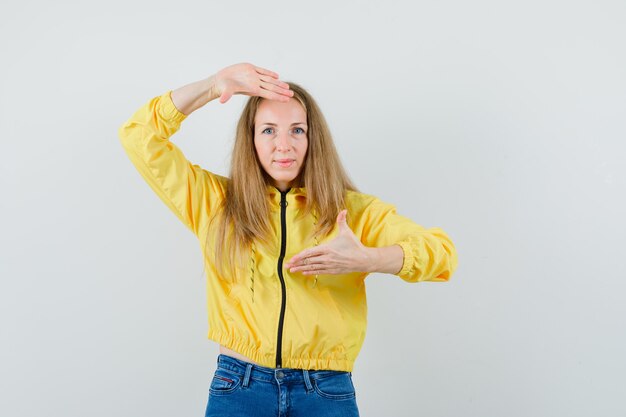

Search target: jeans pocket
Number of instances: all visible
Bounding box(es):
[209,368,242,396]
[312,372,356,400]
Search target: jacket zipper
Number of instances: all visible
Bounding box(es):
[275,188,289,368]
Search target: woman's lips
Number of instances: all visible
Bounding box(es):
[275,160,294,167]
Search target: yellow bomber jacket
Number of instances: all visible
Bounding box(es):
[118,90,458,372]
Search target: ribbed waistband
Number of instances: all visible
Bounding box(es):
[216,354,350,385]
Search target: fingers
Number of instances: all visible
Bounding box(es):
[259,74,289,90]
[216,63,291,103]
[293,258,330,275]
[219,89,233,104]
[258,75,294,102]
[337,209,347,222]
[286,254,325,272]
[258,86,291,101]
[287,247,325,266]
[254,66,280,79]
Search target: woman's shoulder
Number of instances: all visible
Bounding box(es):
[344,189,401,217]
[198,169,230,191]
[207,170,230,185]
[344,189,380,210]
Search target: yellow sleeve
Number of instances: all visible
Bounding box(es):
[359,197,458,283]
[118,90,227,237]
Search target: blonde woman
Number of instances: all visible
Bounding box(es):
[118,62,458,416]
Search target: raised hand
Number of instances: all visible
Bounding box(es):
[284,210,376,275]
[213,62,294,104]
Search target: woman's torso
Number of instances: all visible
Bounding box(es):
[219,344,264,366]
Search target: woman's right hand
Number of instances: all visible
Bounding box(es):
[212,62,294,104]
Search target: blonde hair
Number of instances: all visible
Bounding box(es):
[204,82,359,282]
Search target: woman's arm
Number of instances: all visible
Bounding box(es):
[118,63,293,235]
[170,75,219,116]
[358,197,458,282]
[286,210,406,277]
[367,245,404,275]
[171,62,294,116]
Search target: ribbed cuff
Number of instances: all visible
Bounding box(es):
[396,240,415,278]
[160,90,188,122]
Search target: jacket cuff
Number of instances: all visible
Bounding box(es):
[395,240,415,278]
[160,90,188,122]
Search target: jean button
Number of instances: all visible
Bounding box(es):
[276,370,284,378]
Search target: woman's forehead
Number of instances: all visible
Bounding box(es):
[255,98,306,124]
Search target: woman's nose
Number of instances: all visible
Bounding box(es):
[275,133,292,150]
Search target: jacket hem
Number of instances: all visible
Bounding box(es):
[207,329,355,372]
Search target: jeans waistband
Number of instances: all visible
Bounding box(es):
[216,354,349,384]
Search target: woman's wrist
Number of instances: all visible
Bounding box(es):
[366,245,404,275]
[205,74,220,102]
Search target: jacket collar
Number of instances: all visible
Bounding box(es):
[267,184,307,209]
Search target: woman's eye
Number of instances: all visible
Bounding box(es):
[261,127,305,135]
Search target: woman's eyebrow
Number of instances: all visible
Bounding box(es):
[259,122,307,127]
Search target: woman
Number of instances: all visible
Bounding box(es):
[118,62,458,416]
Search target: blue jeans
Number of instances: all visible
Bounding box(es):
[205,354,360,417]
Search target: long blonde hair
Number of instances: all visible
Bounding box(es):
[204,82,359,282]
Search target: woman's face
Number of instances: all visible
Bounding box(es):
[254,98,308,192]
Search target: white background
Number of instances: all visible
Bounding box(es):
[1,1,625,416]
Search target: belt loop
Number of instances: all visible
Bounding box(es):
[242,363,253,388]
[302,369,314,393]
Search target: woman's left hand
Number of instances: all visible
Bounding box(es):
[284,210,375,275]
